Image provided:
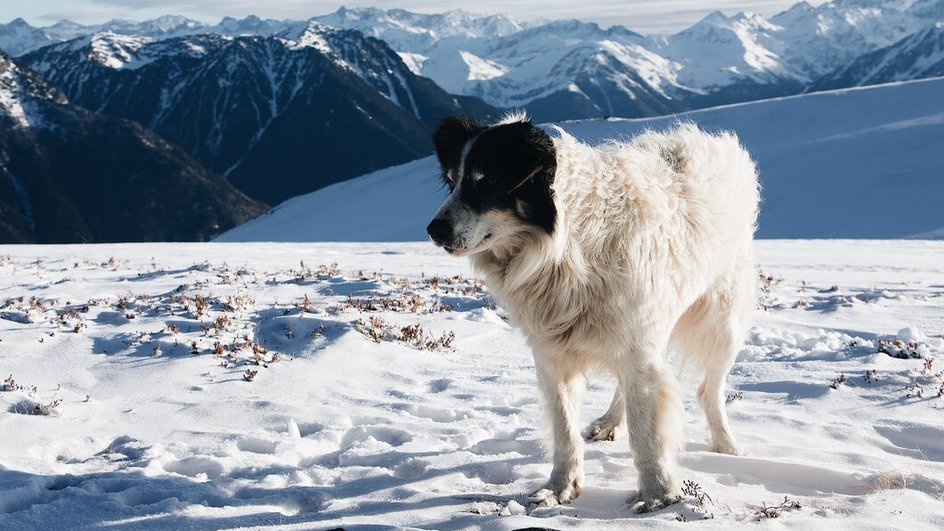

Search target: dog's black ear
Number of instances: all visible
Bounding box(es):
[433,116,486,173]
[480,121,557,189]
[516,123,557,189]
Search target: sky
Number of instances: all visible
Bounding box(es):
[1,1,825,35]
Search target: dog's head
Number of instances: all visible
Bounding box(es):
[426,113,557,256]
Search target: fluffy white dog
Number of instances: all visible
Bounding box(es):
[427,112,759,512]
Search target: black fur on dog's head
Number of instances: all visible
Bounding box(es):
[426,113,557,256]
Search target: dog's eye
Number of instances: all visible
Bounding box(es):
[441,170,456,188]
[472,171,487,183]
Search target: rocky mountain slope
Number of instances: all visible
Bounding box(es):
[0,51,265,243]
[21,26,496,204]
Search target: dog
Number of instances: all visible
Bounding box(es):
[427,112,759,513]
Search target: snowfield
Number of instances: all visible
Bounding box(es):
[1,241,943,529]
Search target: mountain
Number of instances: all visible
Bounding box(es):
[0,15,210,56]
[21,25,497,205]
[8,1,944,123]
[315,13,695,120]
[313,7,526,53]
[210,15,294,37]
[813,23,944,90]
[0,18,54,56]
[0,51,265,244]
[6,1,944,123]
[217,78,944,242]
[304,2,943,119]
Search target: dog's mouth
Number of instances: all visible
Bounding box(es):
[442,233,492,257]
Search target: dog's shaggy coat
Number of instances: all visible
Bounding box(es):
[428,114,759,512]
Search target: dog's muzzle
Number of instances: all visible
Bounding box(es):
[426,217,453,248]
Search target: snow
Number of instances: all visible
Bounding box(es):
[656,11,801,88]
[396,51,427,75]
[87,32,154,70]
[1,240,943,529]
[218,77,944,243]
[284,23,334,56]
[458,50,507,81]
[0,56,52,129]
[0,66,30,127]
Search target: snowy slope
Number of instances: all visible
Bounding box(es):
[1,241,943,528]
[815,22,944,89]
[218,77,944,242]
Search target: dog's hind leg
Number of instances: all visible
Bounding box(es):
[529,349,585,507]
[585,387,625,441]
[676,266,753,456]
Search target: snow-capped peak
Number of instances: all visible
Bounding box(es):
[699,10,731,26]
[86,32,153,69]
[209,15,292,37]
[312,7,524,54]
[282,21,336,55]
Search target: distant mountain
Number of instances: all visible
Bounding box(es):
[0,18,56,56]
[0,15,209,56]
[22,25,497,205]
[312,7,527,53]
[306,2,944,120]
[4,1,943,122]
[814,23,944,90]
[0,51,265,244]
[217,78,944,243]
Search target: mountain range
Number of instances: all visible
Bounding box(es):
[0,1,942,243]
[19,25,494,205]
[5,1,942,122]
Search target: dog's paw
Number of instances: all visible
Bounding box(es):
[529,479,581,507]
[585,418,622,442]
[709,439,744,456]
[629,493,681,514]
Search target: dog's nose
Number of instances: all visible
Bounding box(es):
[426,217,453,245]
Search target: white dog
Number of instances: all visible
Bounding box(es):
[427,112,759,512]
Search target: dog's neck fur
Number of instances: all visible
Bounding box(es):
[471,132,622,292]
[469,137,603,341]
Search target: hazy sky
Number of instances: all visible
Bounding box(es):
[3,1,824,34]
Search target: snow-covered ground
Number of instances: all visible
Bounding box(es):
[1,240,943,529]
[218,77,944,243]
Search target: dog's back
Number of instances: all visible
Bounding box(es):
[552,123,759,289]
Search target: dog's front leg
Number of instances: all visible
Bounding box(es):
[620,351,683,513]
[529,350,585,507]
